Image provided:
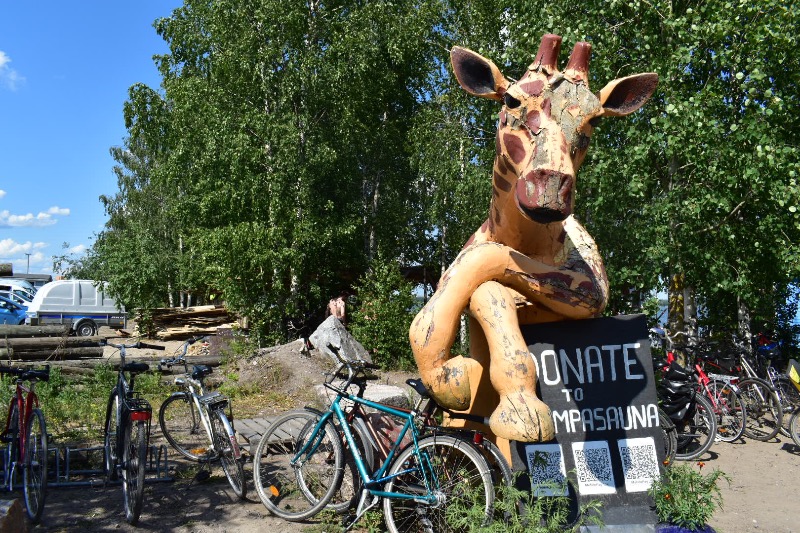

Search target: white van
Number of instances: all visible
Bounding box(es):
[25,279,126,336]
[0,279,35,301]
[3,278,37,295]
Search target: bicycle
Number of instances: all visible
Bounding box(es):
[157,336,246,499]
[701,336,783,441]
[660,330,744,444]
[656,358,717,460]
[0,365,49,522]
[101,339,164,525]
[252,345,495,532]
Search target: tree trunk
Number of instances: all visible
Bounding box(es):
[737,296,752,353]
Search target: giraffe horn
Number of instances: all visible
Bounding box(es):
[532,34,562,74]
[564,41,592,85]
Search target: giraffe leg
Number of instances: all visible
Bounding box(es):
[469,281,555,442]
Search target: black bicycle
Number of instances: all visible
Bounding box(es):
[101,340,164,525]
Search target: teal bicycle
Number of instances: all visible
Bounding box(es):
[252,345,495,532]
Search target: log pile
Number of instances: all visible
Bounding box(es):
[137,305,239,340]
[0,325,104,361]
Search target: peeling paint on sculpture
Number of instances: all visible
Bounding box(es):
[410,34,658,442]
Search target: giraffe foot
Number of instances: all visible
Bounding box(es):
[422,356,480,411]
[489,391,555,442]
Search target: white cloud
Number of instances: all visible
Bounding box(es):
[0,190,6,199]
[69,244,87,254]
[0,206,70,227]
[0,238,46,257]
[0,51,25,91]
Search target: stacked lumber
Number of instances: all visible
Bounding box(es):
[0,325,104,361]
[138,305,238,340]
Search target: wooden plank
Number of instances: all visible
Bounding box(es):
[0,325,69,337]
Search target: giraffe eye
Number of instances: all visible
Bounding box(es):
[504,94,521,109]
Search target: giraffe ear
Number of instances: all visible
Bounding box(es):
[597,73,658,117]
[450,47,508,102]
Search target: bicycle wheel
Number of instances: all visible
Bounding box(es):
[23,408,47,523]
[773,376,800,436]
[210,409,246,499]
[159,392,210,461]
[327,414,375,514]
[383,434,494,533]
[709,379,746,443]
[4,403,19,488]
[103,391,120,482]
[122,419,148,525]
[789,407,800,448]
[675,393,716,461]
[253,410,344,521]
[658,408,677,465]
[738,377,782,441]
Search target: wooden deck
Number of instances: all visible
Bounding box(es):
[235,414,311,452]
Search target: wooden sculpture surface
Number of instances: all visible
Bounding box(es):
[409,34,658,442]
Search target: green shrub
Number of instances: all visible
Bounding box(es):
[350,257,419,370]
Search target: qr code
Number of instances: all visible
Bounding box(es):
[571,441,616,495]
[617,437,659,492]
[525,444,566,496]
[621,445,658,479]
[574,447,613,484]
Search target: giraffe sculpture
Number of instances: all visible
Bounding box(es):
[409,34,658,442]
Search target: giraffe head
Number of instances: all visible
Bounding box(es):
[451,34,657,224]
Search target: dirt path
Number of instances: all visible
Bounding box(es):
[19,431,798,533]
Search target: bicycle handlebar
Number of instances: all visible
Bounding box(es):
[158,336,209,371]
[0,365,50,382]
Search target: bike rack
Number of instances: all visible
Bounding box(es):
[0,442,174,489]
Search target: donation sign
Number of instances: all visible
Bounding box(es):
[511,314,662,527]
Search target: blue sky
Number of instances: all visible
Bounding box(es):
[0,2,181,277]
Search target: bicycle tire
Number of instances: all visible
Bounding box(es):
[738,377,782,441]
[23,408,47,523]
[327,413,375,514]
[103,391,120,482]
[4,403,19,488]
[253,410,344,521]
[480,438,513,488]
[658,408,677,465]
[383,434,494,533]
[159,392,211,461]
[122,419,148,525]
[211,409,246,499]
[789,407,800,448]
[708,379,746,443]
[675,392,716,461]
[773,375,800,437]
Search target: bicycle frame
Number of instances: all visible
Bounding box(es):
[293,386,437,505]
[2,378,40,485]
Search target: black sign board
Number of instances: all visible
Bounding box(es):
[511,314,661,528]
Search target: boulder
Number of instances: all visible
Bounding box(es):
[315,382,410,411]
[309,316,372,364]
[0,499,26,533]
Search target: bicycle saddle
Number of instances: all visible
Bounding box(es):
[405,378,430,399]
[21,369,50,382]
[123,362,150,374]
[192,365,212,380]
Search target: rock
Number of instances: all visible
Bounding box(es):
[0,499,26,533]
[314,382,410,410]
[309,316,372,364]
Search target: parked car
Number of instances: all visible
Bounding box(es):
[0,279,36,301]
[25,279,126,336]
[0,295,26,325]
[0,289,30,307]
